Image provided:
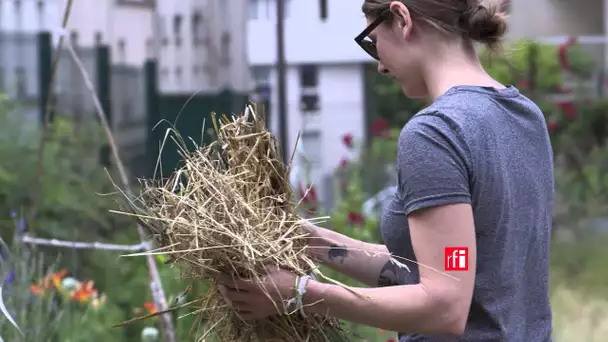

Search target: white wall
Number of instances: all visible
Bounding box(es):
[0,0,61,33]
[247,0,374,65]
[255,63,366,191]
[248,1,371,191]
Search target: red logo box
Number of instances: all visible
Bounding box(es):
[445,247,469,271]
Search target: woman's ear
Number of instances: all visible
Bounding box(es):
[389,1,413,40]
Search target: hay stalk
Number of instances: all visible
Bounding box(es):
[114,104,352,341]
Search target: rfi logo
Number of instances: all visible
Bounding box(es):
[445,247,469,271]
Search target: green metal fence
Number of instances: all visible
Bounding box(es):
[8,31,250,180]
[0,31,51,124]
[143,60,249,179]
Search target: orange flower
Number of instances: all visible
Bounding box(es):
[70,281,98,303]
[30,269,67,296]
[30,284,46,296]
[50,269,68,289]
[144,302,158,314]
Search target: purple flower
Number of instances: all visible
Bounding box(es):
[9,210,16,218]
[17,218,26,233]
[4,269,15,283]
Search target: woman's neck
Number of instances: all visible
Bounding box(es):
[421,45,504,100]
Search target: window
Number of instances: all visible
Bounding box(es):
[221,32,231,65]
[37,0,45,27]
[248,0,258,20]
[175,66,182,85]
[299,65,319,112]
[284,0,291,18]
[173,14,182,46]
[319,0,328,20]
[299,65,318,87]
[300,94,320,112]
[252,67,271,99]
[301,130,322,164]
[16,67,26,98]
[252,66,271,85]
[145,38,153,57]
[118,39,126,63]
[70,31,78,45]
[160,67,169,81]
[158,16,168,46]
[192,10,202,45]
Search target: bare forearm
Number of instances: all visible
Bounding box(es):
[303,281,458,336]
[307,225,390,287]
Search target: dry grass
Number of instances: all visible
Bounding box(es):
[113,105,350,341]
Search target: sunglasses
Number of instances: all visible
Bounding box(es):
[354,9,391,60]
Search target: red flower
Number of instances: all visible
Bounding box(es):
[299,183,319,213]
[517,79,529,90]
[347,211,365,225]
[144,302,158,314]
[387,339,397,342]
[547,120,559,133]
[555,85,572,94]
[305,186,318,202]
[557,101,577,119]
[371,118,390,137]
[558,36,577,72]
[342,133,353,148]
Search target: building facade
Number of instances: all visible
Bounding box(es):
[248,0,373,195]
[155,0,252,93]
[0,0,155,65]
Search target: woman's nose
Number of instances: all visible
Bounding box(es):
[377,62,390,75]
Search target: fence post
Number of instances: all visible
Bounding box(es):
[96,44,112,167]
[362,63,375,147]
[37,31,52,124]
[144,59,159,178]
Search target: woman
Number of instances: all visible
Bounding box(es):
[218,0,554,340]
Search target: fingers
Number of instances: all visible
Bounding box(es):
[218,284,251,301]
[217,284,276,321]
[217,273,253,291]
[218,285,252,309]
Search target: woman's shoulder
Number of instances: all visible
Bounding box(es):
[403,85,545,143]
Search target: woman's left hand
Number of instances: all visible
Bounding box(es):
[217,266,299,321]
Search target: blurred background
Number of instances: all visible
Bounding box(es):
[1,0,608,341]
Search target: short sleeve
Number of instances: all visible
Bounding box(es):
[397,113,472,215]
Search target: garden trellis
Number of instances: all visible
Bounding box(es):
[1,0,178,341]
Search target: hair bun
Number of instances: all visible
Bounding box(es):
[464,3,507,49]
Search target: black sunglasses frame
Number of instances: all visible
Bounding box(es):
[354,9,391,60]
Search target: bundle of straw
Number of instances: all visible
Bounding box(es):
[117,105,350,341]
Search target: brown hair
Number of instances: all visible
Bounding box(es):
[362,0,508,50]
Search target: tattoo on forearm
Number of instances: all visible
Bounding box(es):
[327,244,348,264]
[377,259,399,287]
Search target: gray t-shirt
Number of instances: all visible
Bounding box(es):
[380,85,554,341]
